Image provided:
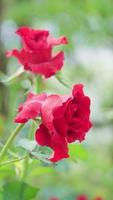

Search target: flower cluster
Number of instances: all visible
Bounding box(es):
[8,26,92,162]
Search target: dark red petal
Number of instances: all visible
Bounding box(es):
[35,124,52,147]
[53,105,65,119]
[79,96,91,116]
[67,120,92,143]
[53,117,68,136]
[72,84,84,99]
[64,99,76,123]
[53,105,68,136]
[49,133,69,162]
[35,124,69,162]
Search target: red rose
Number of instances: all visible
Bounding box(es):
[7,26,68,78]
[76,194,88,200]
[15,92,47,123]
[35,84,92,162]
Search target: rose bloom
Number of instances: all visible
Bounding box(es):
[7,26,68,78]
[15,84,92,162]
[35,84,92,162]
[76,194,88,200]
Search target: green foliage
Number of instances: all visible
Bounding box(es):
[69,143,89,161]
[2,181,38,200]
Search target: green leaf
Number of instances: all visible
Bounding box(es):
[2,181,39,200]
[69,143,89,161]
[17,138,37,152]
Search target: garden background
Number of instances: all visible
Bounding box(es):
[0,0,113,199]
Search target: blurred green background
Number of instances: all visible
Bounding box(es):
[0,0,113,199]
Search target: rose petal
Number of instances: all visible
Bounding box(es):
[6,48,51,69]
[48,35,68,46]
[35,124,69,162]
[35,124,52,147]
[15,93,47,123]
[53,117,68,136]
[16,26,49,50]
[41,94,62,132]
[67,119,92,143]
[72,84,84,99]
[28,51,64,78]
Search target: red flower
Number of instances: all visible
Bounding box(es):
[35,84,92,162]
[76,194,88,200]
[93,197,104,200]
[7,26,68,78]
[50,197,59,200]
[15,92,47,123]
